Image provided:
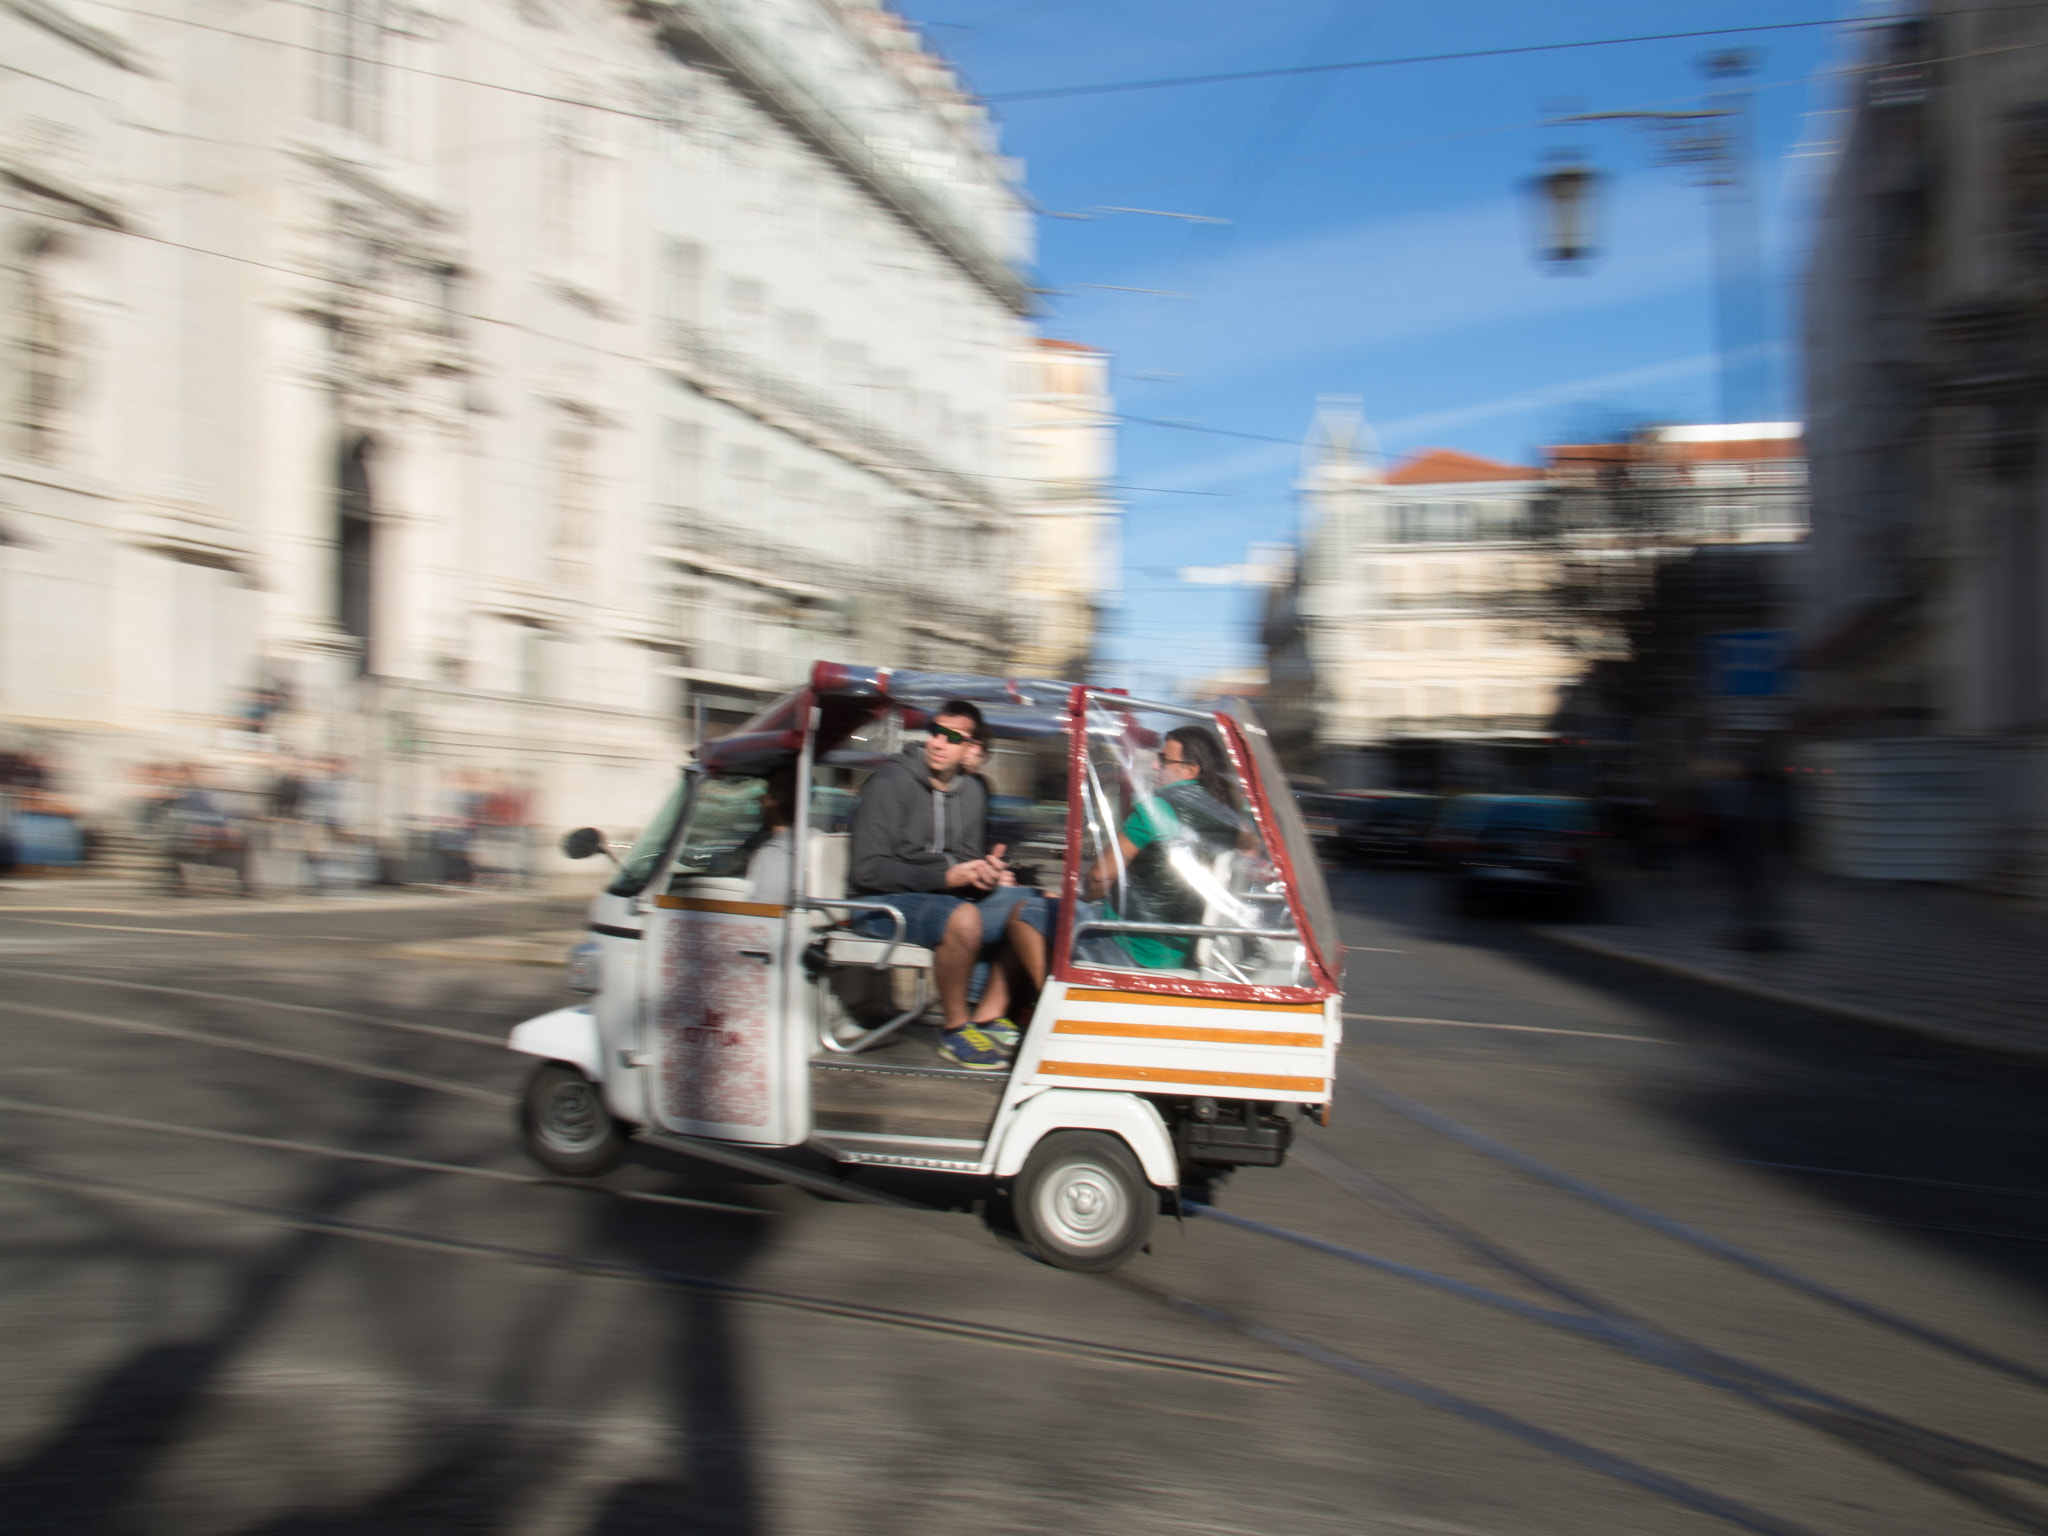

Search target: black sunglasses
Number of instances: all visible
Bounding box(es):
[929,724,977,746]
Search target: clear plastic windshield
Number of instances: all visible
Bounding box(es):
[607,775,689,897]
[663,774,770,891]
[1067,699,1309,989]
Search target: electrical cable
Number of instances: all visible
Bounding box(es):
[986,18,1860,103]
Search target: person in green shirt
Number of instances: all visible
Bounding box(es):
[1091,725,1251,967]
[1009,725,1250,983]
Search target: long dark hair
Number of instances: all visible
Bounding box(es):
[1164,725,1241,815]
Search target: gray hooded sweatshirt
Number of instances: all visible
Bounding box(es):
[848,744,990,895]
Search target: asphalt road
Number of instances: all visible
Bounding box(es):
[2,871,2045,1536]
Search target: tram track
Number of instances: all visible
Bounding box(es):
[0,1157,1292,1387]
[5,956,2045,1530]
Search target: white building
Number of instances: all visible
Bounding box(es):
[1006,337,1118,680]
[0,0,1056,863]
[1265,408,1809,788]
[1266,407,1574,787]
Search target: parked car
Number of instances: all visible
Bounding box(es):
[1342,791,1440,864]
[1294,791,1440,865]
[1427,795,1597,915]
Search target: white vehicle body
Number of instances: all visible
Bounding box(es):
[508,664,1345,1268]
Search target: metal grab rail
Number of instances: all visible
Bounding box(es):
[1072,918,1299,941]
[802,897,910,969]
[801,898,928,1057]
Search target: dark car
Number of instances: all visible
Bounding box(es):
[1296,791,1440,864]
[1342,791,1440,864]
[1428,795,1597,916]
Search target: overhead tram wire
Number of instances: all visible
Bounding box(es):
[986,18,1859,103]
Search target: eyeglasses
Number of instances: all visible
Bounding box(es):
[1159,752,1194,770]
[928,724,976,746]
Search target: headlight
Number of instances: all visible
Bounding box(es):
[565,939,603,995]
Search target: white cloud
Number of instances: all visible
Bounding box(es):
[1063,171,1709,384]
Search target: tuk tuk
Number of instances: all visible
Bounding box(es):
[508,662,1344,1272]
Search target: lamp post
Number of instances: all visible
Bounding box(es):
[1531,50,1769,424]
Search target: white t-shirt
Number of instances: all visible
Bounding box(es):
[745,828,794,905]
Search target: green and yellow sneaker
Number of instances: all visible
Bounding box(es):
[936,1025,1011,1071]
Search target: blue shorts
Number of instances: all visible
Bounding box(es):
[853,886,1039,1006]
[850,891,963,949]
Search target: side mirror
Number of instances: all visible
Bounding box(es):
[561,827,604,861]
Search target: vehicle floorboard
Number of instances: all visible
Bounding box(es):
[810,1025,1008,1139]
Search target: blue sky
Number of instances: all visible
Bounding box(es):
[893,0,1869,695]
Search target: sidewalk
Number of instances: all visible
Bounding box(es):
[1538,865,2048,1063]
[0,875,574,918]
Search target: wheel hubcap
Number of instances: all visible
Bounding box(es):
[539,1079,603,1151]
[1036,1160,1125,1250]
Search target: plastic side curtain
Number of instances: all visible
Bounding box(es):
[1068,698,1313,991]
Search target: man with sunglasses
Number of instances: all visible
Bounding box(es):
[847,699,1021,1069]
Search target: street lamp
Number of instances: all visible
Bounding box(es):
[1530,152,1603,269]
[1528,51,1770,423]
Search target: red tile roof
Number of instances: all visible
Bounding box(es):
[1546,436,1806,470]
[1385,448,1540,485]
[1035,337,1101,353]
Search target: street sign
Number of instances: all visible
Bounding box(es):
[1705,629,1792,698]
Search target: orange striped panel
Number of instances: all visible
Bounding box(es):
[654,896,786,917]
[1063,987,1323,1014]
[1052,1019,1324,1048]
[1037,1060,1327,1093]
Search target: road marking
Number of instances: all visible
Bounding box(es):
[0,998,512,1104]
[1344,1012,1663,1044]
[0,916,367,941]
[0,968,503,1046]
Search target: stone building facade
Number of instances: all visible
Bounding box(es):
[1266,408,1808,791]
[1265,406,1574,788]
[0,0,1061,859]
[1005,337,1117,681]
[1804,2,2048,897]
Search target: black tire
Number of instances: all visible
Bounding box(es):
[1012,1130,1156,1273]
[520,1061,627,1176]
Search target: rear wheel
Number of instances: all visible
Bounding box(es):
[520,1062,627,1176]
[1013,1131,1155,1273]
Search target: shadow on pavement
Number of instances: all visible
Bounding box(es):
[1342,859,2048,1300]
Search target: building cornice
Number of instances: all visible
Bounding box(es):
[657,320,1002,517]
[5,0,148,71]
[640,0,1032,315]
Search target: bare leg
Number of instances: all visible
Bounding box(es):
[969,952,1009,1025]
[1008,907,1048,990]
[933,901,982,1030]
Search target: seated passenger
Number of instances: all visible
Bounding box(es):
[846,699,1029,1071]
[742,767,797,905]
[1009,725,1248,984]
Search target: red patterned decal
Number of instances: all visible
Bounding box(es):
[659,912,773,1129]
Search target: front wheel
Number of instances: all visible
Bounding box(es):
[520,1062,627,1176]
[1012,1131,1156,1273]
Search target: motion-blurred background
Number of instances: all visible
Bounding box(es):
[0,0,2040,910]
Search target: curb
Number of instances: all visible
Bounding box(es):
[392,933,576,967]
[1532,926,2048,1067]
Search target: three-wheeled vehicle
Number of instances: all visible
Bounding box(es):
[508,663,1344,1272]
